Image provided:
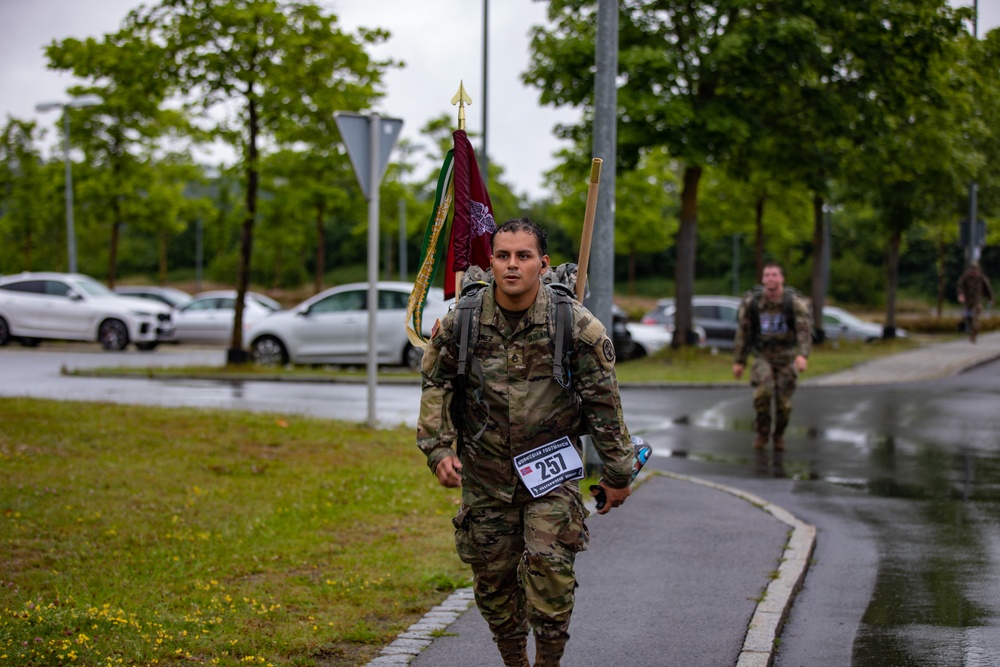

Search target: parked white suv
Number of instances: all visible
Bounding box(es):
[0,272,174,351]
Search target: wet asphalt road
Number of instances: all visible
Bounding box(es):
[2,344,1000,665]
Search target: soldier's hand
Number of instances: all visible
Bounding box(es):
[592,482,630,515]
[434,455,463,488]
[732,363,744,380]
[794,355,808,373]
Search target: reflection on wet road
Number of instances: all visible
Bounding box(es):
[625,360,1000,666]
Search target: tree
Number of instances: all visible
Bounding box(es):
[131,0,394,362]
[46,24,186,287]
[526,0,843,346]
[0,119,61,272]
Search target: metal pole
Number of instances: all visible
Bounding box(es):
[590,0,618,330]
[398,198,407,281]
[63,112,77,273]
[196,216,204,291]
[367,114,381,428]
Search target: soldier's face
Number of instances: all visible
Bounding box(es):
[762,266,784,292]
[490,229,549,308]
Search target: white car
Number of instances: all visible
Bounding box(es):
[0,272,174,351]
[626,321,707,358]
[245,281,449,369]
[171,290,276,344]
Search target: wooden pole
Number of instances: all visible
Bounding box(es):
[576,158,603,302]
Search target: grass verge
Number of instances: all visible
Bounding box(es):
[67,337,922,387]
[0,399,468,667]
[614,337,918,383]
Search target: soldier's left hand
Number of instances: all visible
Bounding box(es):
[794,355,808,373]
[592,482,630,515]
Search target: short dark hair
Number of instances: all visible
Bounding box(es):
[492,216,548,256]
[763,261,784,274]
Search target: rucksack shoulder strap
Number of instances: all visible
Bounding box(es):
[548,285,575,389]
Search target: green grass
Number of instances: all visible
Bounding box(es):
[71,336,920,387]
[0,399,468,667]
[613,337,918,383]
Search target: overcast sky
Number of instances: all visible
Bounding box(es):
[1,1,997,200]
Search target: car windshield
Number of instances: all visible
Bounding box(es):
[74,277,114,297]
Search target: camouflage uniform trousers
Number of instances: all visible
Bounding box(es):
[750,355,799,438]
[452,482,589,645]
[964,303,986,338]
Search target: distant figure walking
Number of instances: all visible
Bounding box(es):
[957,261,994,344]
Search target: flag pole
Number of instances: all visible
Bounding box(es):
[576,158,603,302]
[451,82,473,301]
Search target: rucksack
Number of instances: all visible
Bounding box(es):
[451,264,578,456]
[743,284,798,349]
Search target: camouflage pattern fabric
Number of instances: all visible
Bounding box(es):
[452,483,588,642]
[957,268,994,337]
[417,278,633,644]
[733,290,812,437]
[418,280,634,499]
[957,267,994,309]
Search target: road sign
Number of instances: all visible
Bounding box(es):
[334,112,404,200]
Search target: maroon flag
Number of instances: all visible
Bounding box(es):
[444,129,496,299]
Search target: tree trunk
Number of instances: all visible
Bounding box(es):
[158,231,168,284]
[671,164,701,349]
[935,227,945,318]
[229,95,259,364]
[108,195,121,288]
[884,229,901,339]
[810,194,826,343]
[314,201,326,294]
[754,195,765,282]
[628,247,636,297]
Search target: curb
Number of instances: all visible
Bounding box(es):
[364,472,815,667]
[663,472,816,667]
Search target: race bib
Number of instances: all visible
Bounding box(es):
[514,436,584,498]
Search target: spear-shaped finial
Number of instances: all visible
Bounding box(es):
[451,81,473,131]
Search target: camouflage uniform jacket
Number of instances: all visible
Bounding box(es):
[417,280,634,503]
[957,269,994,307]
[733,290,812,366]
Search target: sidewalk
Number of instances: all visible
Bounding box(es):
[364,332,1000,667]
[804,331,1000,386]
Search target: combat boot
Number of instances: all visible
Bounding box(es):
[773,435,786,451]
[534,636,566,667]
[753,434,768,450]
[497,638,530,667]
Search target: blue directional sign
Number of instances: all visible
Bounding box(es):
[334,112,404,200]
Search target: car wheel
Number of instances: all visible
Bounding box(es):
[403,343,423,371]
[99,319,130,351]
[630,344,648,360]
[136,341,159,352]
[0,316,9,346]
[251,336,288,366]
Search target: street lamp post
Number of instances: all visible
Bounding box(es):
[35,95,101,274]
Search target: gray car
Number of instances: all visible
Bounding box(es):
[641,295,742,349]
[822,305,905,342]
